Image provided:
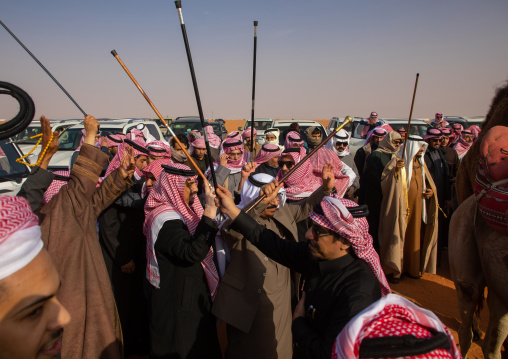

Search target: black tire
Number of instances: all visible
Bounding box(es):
[0,81,35,140]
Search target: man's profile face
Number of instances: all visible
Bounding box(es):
[193,148,206,160]
[0,250,70,359]
[260,195,280,219]
[135,155,148,171]
[305,223,347,261]
[109,146,118,156]
[145,173,156,190]
[174,142,188,154]
[183,178,198,206]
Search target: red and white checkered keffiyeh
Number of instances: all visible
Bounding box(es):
[126,128,145,142]
[147,140,172,159]
[205,125,221,149]
[284,131,304,149]
[106,133,124,148]
[310,148,350,197]
[141,158,173,196]
[42,170,70,205]
[212,138,246,174]
[309,196,391,296]
[467,125,481,142]
[449,123,463,145]
[255,143,282,165]
[452,130,473,159]
[0,196,43,280]
[104,139,147,179]
[242,126,257,140]
[332,293,460,359]
[191,137,206,149]
[364,128,388,146]
[143,163,219,299]
[276,148,320,200]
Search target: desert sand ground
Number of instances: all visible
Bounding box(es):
[221,118,497,358]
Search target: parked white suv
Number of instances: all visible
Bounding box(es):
[48,119,164,170]
[0,139,30,196]
[12,119,82,160]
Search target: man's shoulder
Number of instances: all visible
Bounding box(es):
[342,257,380,293]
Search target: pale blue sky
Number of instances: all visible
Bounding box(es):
[1,0,507,121]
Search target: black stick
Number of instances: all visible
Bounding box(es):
[250,21,258,161]
[174,1,218,191]
[0,19,87,116]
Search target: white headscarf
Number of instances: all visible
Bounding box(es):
[264,128,281,147]
[326,129,350,157]
[402,135,429,223]
[238,173,286,209]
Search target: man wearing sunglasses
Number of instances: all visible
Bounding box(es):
[214,164,336,359]
[423,128,452,266]
[326,129,359,200]
[430,112,449,128]
[215,185,389,359]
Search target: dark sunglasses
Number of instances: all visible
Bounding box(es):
[311,224,333,238]
[393,140,403,145]
[335,141,348,147]
[436,115,443,118]
[278,160,295,169]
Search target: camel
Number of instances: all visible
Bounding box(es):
[449,195,508,358]
[450,118,508,357]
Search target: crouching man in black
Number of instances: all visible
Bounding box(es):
[215,180,391,359]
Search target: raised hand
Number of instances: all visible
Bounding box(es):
[219,153,228,167]
[38,115,60,169]
[118,145,135,180]
[83,115,99,145]
[215,184,241,220]
[260,180,282,204]
[241,161,257,180]
[321,161,335,193]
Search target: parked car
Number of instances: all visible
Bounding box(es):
[12,119,82,160]
[347,118,431,156]
[442,116,469,128]
[326,116,364,134]
[168,116,228,140]
[241,118,275,145]
[48,119,164,171]
[0,139,30,196]
[273,120,327,147]
[464,116,485,128]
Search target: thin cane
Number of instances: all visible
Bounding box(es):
[0,19,87,117]
[174,1,218,191]
[241,116,354,213]
[110,49,208,183]
[401,73,420,162]
[250,21,258,162]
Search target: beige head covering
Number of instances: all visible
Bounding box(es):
[376,131,402,158]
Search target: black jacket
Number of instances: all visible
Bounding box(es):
[424,148,451,202]
[149,216,222,359]
[231,211,381,359]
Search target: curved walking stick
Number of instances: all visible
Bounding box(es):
[111,49,208,183]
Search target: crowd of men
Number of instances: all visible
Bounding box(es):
[0,112,470,359]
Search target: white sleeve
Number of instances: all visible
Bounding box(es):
[340,162,356,188]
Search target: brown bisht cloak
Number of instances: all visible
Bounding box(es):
[38,144,131,359]
[378,158,438,278]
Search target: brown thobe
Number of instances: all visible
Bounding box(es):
[38,144,131,359]
[213,187,327,359]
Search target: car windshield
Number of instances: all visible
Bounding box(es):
[58,127,125,151]
[11,126,43,144]
[169,121,222,137]
[244,121,272,131]
[0,140,30,181]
